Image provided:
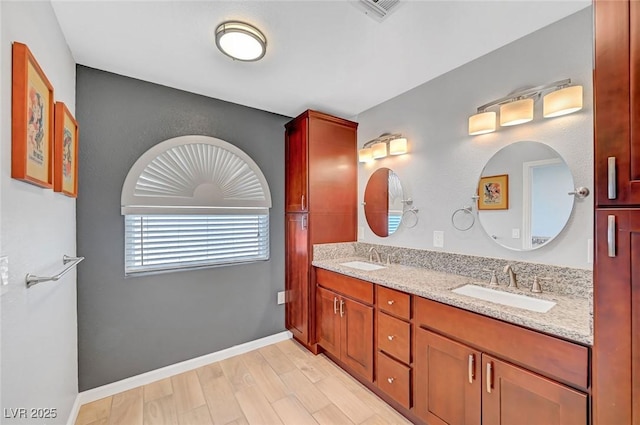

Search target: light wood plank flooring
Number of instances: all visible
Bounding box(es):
[75,339,412,425]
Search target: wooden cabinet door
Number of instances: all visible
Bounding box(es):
[593,209,640,424]
[316,286,340,357]
[414,329,481,425]
[285,213,309,343]
[594,0,640,206]
[482,355,587,425]
[285,118,308,212]
[341,297,374,382]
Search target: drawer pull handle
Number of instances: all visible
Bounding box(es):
[387,300,395,305]
[301,194,306,210]
[608,215,616,257]
[387,335,395,341]
[333,297,338,315]
[387,377,395,384]
[339,299,345,317]
[608,157,617,199]
[486,362,493,394]
[468,354,475,384]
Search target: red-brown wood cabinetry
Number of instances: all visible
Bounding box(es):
[414,298,588,425]
[315,269,374,382]
[593,1,640,423]
[594,0,640,206]
[284,111,357,350]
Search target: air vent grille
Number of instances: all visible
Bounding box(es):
[357,0,401,21]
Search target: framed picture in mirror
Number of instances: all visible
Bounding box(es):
[478,174,508,210]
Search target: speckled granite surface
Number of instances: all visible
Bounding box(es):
[312,243,592,345]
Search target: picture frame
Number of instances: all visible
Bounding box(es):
[11,42,55,188]
[478,174,509,210]
[53,102,79,197]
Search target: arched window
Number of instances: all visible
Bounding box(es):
[121,135,271,275]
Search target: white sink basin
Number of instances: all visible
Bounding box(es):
[339,261,387,271]
[452,284,556,313]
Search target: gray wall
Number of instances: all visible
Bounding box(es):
[355,7,593,269]
[76,66,289,391]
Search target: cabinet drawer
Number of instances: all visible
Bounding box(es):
[377,352,411,409]
[378,312,411,364]
[316,268,373,304]
[377,286,411,319]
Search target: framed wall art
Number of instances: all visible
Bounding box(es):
[53,102,79,197]
[11,42,55,188]
[478,174,509,210]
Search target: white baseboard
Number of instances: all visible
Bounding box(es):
[66,331,292,425]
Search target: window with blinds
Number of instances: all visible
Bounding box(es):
[124,215,269,275]
[121,136,273,276]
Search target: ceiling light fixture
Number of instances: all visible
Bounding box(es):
[358,134,408,162]
[215,21,267,62]
[468,79,583,135]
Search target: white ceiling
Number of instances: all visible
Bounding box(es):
[51,0,591,119]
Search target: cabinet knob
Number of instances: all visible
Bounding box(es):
[387,377,395,384]
[387,335,395,341]
[387,300,395,305]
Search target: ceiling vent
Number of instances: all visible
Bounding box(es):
[354,0,401,22]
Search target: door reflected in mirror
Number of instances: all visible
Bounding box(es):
[478,141,574,251]
[364,168,404,237]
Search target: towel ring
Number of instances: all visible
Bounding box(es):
[402,208,419,229]
[451,206,475,231]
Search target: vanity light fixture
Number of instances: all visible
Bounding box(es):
[215,21,267,61]
[500,98,534,126]
[358,134,408,162]
[468,79,583,135]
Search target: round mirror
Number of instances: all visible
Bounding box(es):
[477,141,574,251]
[364,168,404,237]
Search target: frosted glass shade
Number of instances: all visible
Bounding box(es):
[215,21,267,61]
[500,98,534,126]
[543,85,583,118]
[372,142,387,159]
[389,138,407,155]
[468,111,496,135]
[358,148,373,162]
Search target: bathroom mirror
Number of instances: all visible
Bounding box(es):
[477,141,574,251]
[364,168,404,237]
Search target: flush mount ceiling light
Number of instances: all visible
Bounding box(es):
[215,21,267,62]
[468,79,583,136]
[358,134,408,162]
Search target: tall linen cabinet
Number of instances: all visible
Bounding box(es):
[593,0,640,423]
[284,110,358,351]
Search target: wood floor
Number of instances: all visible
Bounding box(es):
[74,339,412,425]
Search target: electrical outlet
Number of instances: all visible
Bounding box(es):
[0,256,8,286]
[512,228,520,239]
[277,291,285,305]
[587,238,593,264]
[358,226,364,240]
[433,231,444,248]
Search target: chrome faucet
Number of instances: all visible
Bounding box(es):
[504,264,517,288]
[368,247,382,263]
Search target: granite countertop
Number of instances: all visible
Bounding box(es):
[312,256,592,346]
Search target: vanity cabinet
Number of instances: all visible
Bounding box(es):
[315,269,374,381]
[594,0,640,206]
[284,110,358,350]
[414,297,589,425]
[593,1,640,422]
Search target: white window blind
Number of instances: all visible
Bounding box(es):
[125,214,269,275]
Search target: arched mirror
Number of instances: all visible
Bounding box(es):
[477,141,574,251]
[364,168,404,237]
